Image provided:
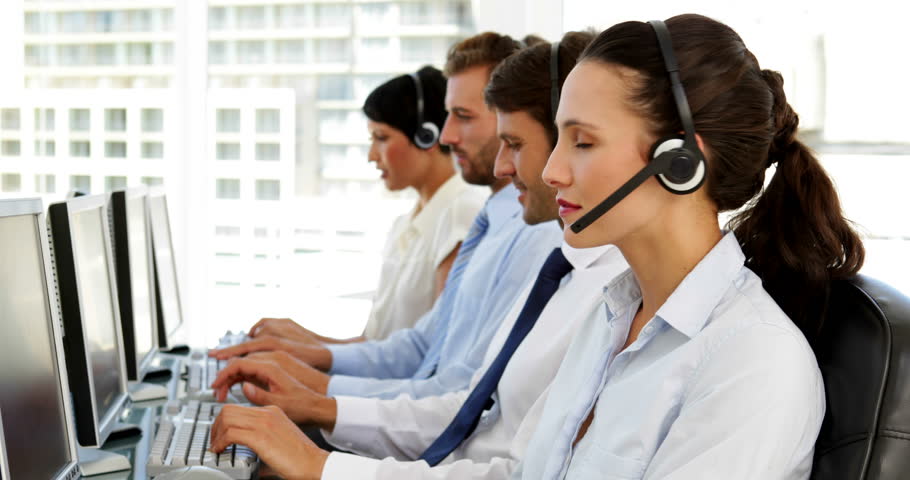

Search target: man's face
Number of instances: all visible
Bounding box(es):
[493,110,559,225]
[440,65,501,187]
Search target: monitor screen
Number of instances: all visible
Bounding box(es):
[0,214,74,479]
[126,195,155,370]
[149,194,182,342]
[71,207,126,420]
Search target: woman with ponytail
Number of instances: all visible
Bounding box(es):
[515,14,864,479]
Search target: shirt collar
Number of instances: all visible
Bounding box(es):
[409,174,469,237]
[562,243,617,272]
[484,183,523,235]
[601,231,745,337]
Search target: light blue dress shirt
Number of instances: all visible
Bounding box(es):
[515,232,825,479]
[327,184,563,399]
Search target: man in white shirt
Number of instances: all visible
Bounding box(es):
[208,31,622,480]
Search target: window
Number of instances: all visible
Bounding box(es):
[34,174,56,194]
[128,9,152,32]
[315,4,351,27]
[25,45,51,66]
[209,7,227,30]
[276,40,308,64]
[142,141,163,159]
[141,176,163,186]
[209,41,227,65]
[254,227,268,238]
[34,108,55,131]
[105,109,126,131]
[318,75,354,100]
[70,141,90,157]
[358,38,392,65]
[70,175,91,194]
[105,176,127,192]
[316,39,351,63]
[1,140,20,156]
[256,109,280,133]
[358,3,391,24]
[1,109,20,130]
[255,179,280,200]
[215,226,242,237]
[216,142,240,160]
[401,37,437,63]
[95,44,116,65]
[216,109,240,133]
[128,43,153,65]
[105,141,127,158]
[255,143,280,161]
[1,174,21,192]
[142,108,163,132]
[276,5,308,28]
[237,7,266,29]
[237,41,266,64]
[34,140,55,156]
[70,109,90,131]
[216,178,241,199]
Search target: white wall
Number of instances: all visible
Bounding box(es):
[0,1,24,92]
[472,0,563,42]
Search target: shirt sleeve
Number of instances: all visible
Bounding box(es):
[327,304,439,380]
[642,324,825,479]
[322,452,517,480]
[431,189,485,268]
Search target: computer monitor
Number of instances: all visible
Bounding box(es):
[48,194,130,448]
[148,186,185,349]
[0,198,81,480]
[110,187,158,381]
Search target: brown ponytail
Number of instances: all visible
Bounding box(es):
[580,14,864,340]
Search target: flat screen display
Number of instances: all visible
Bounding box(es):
[127,196,155,369]
[149,195,182,340]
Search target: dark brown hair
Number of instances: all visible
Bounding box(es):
[580,14,864,340]
[444,32,544,77]
[484,30,596,146]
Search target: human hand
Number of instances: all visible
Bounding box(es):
[250,317,323,346]
[245,351,330,395]
[210,404,328,480]
[208,336,333,371]
[210,357,337,427]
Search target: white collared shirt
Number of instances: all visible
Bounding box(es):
[321,243,629,479]
[363,174,487,340]
[515,232,825,480]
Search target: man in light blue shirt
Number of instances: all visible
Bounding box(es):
[213,32,562,400]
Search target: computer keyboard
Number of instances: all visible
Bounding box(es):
[147,400,258,480]
[185,331,250,394]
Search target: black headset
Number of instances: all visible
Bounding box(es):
[408,71,440,150]
[570,20,707,234]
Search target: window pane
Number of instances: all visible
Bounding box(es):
[104,175,127,192]
[142,108,163,132]
[105,108,126,131]
[70,141,90,157]
[105,141,127,158]
[1,174,21,192]
[316,39,351,63]
[1,140,21,156]
[70,175,91,194]
[237,41,266,64]
[128,43,152,65]
[276,40,308,63]
[216,178,241,199]
[215,225,242,237]
[142,141,163,158]
[255,143,280,161]
[216,142,240,160]
[318,75,354,100]
[35,140,55,157]
[34,174,56,194]
[95,44,116,65]
[276,5,308,28]
[255,179,280,200]
[209,41,227,64]
[237,6,266,29]
[70,108,90,131]
[141,176,164,186]
[209,7,227,30]
[1,109,20,130]
[34,108,55,131]
[216,109,240,132]
[316,4,351,27]
[256,109,280,133]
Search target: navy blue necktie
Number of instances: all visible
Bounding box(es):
[419,248,573,466]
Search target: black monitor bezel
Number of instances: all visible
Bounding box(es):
[0,198,81,479]
[110,186,159,381]
[147,186,184,348]
[48,194,130,448]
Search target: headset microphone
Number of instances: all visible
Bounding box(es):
[569,20,707,234]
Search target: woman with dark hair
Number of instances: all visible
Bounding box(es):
[354,66,487,341]
[516,14,865,479]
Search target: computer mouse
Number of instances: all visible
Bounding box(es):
[152,466,234,480]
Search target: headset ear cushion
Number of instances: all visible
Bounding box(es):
[414,122,439,149]
[650,135,706,194]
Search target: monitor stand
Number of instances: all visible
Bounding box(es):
[128,381,168,402]
[77,446,131,476]
[159,343,190,355]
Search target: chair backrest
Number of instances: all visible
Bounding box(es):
[812,274,910,479]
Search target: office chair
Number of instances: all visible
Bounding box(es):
[811,274,910,479]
